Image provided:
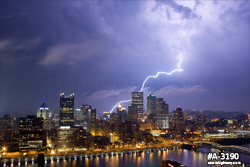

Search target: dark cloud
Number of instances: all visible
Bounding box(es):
[62,2,108,38]
[0,1,249,115]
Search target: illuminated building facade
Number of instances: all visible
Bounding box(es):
[75,108,82,126]
[59,93,74,127]
[117,104,127,122]
[85,105,96,135]
[102,111,110,121]
[19,115,46,151]
[74,127,87,149]
[79,105,92,130]
[132,92,143,121]
[128,104,137,123]
[147,94,156,119]
[140,118,155,131]
[156,98,169,129]
[37,98,51,131]
[57,126,74,151]
[110,112,118,124]
[96,120,104,136]
[172,106,185,134]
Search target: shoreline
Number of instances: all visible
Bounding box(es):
[0,143,180,161]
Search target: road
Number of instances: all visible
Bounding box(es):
[0,142,181,160]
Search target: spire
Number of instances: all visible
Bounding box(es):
[40,97,48,109]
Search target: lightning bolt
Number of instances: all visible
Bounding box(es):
[109,57,183,113]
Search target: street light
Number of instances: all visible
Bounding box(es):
[51,150,55,154]
[2,147,6,155]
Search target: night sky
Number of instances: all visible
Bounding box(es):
[0,0,249,116]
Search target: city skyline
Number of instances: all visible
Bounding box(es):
[0,1,249,115]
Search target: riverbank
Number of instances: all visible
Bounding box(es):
[0,143,180,160]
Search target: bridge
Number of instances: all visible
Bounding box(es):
[183,141,250,155]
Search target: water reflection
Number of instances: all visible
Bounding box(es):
[95,157,100,166]
[85,157,89,166]
[2,147,250,167]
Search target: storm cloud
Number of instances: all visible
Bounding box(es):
[0,0,249,115]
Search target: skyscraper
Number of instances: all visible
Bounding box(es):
[128,104,137,123]
[147,94,156,118]
[19,115,46,150]
[80,105,91,130]
[78,104,95,134]
[102,111,110,121]
[132,92,143,121]
[117,104,122,113]
[87,107,96,135]
[156,98,169,129]
[59,93,74,127]
[117,104,127,122]
[37,98,51,131]
[172,106,185,134]
[110,112,118,124]
[75,108,82,126]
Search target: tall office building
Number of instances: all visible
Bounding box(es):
[128,104,137,123]
[74,127,87,148]
[19,115,46,150]
[147,94,157,118]
[59,93,74,127]
[37,98,51,131]
[77,104,96,134]
[117,104,127,122]
[110,112,118,124]
[102,111,110,121]
[57,126,74,151]
[117,104,122,112]
[75,108,81,125]
[156,98,169,129]
[172,106,185,133]
[132,92,143,121]
[88,108,96,135]
[79,105,92,130]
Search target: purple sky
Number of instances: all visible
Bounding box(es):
[0,0,249,116]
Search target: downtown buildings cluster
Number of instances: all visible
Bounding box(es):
[0,92,249,154]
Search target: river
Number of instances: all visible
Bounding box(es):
[1,144,250,167]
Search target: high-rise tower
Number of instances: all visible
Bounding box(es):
[147,94,156,119]
[132,92,143,121]
[87,107,96,135]
[172,106,185,134]
[117,104,127,122]
[37,97,51,130]
[156,98,169,129]
[128,104,137,123]
[80,105,91,130]
[59,93,74,127]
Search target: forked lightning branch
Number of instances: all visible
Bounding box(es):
[109,56,183,113]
